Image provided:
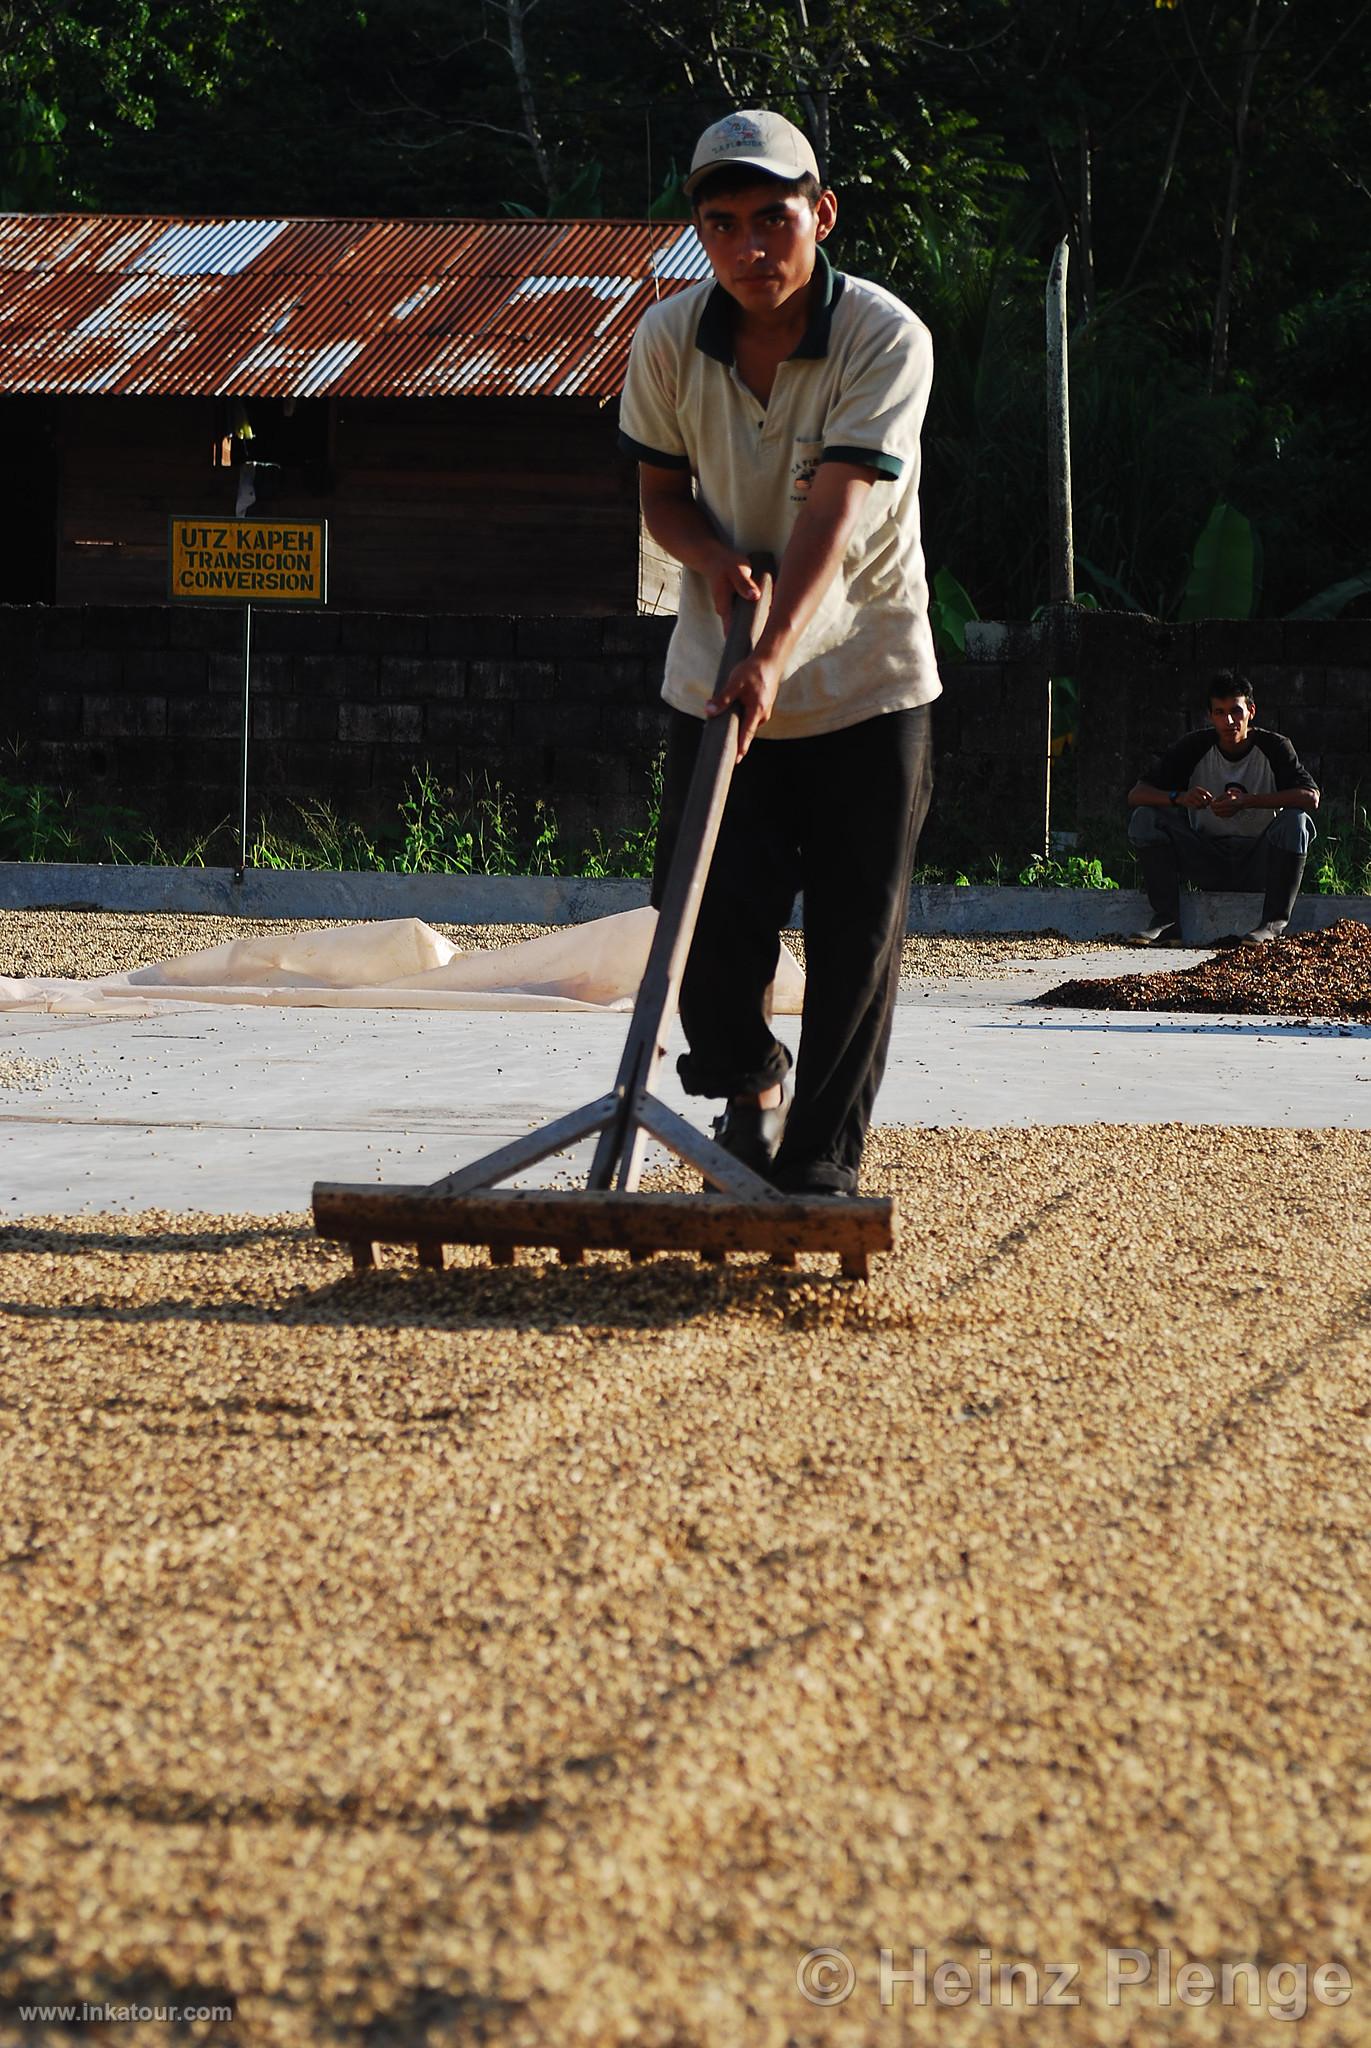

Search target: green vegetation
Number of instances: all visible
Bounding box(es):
[908,851,1121,890]
[1016,853,1119,891]
[0,772,147,864]
[0,763,662,878]
[6,763,1363,896]
[5,2,1368,626]
[1311,804,1371,899]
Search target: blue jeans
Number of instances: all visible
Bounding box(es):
[1127,805,1315,921]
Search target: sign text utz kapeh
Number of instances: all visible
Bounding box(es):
[168,518,327,604]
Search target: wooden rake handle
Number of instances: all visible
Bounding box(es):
[643,561,775,1043]
[587,563,775,1189]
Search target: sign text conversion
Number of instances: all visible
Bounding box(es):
[168,518,328,604]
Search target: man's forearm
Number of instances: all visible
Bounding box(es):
[699,465,875,759]
[1246,788,1320,811]
[1128,783,1179,808]
[640,491,729,576]
[754,467,872,667]
[1129,782,1319,812]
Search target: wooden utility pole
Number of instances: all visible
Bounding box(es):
[1047,238,1074,605]
[1044,238,1074,859]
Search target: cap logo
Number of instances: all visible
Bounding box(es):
[717,115,766,148]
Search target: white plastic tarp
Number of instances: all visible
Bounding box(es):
[0,908,806,1018]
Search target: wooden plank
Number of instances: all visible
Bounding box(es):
[313,1186,895,1264]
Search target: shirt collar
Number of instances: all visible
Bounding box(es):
[694,245,843,365]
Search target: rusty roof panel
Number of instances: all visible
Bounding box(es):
[0,215,712,399]
[140,219,291,275]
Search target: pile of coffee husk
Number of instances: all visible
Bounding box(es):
[1038,916,1371,1018]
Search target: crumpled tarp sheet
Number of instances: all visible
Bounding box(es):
[0,909,806,1018]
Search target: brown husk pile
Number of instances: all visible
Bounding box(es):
[1038,916,1371,1018]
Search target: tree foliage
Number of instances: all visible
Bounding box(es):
[3,0,1367,618]
[0,0,282,206]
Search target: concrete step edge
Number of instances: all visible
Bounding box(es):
[2,863,1368,942]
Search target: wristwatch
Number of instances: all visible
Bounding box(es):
[1168,790,1179,805]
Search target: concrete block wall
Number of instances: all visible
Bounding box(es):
[4,605,1367,867]
[1069,615,1371,846]
[4,607,675,851]
[945,613,1370,867]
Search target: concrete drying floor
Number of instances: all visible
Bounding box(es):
[4,1131,1370,2048]
[5,928,1371,2045]
[3,946,1371,1215]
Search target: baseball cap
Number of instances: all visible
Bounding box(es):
[683,110,821,198]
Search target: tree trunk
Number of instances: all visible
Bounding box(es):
[1118,62,1196,298]
[1038,131,1080,302]
[1076,112,1096,324]
[796,86,831,171]
[503,0,557,210]
[1209,0,1263,394]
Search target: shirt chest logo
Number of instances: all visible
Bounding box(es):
[790,440,822,503]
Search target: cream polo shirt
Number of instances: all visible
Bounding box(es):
[619,247,941,739]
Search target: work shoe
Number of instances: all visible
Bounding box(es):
[710,1084,790,1176]
[771,1158,857,1199]
[1225,918,1289,947]
[1126,918,1181,948]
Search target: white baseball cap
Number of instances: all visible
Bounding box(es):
[684,109,822,198]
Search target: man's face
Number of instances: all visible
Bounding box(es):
[693,183,837,318]
[1208,695,1255,752]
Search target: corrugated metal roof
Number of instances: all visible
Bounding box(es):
[0,215,712,400]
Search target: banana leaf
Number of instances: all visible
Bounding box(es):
[1077,555,1143,611]
[647,165,690,221]
[1286,571,1371,620]
[929,566,978,658]
[1177,502,1257,622]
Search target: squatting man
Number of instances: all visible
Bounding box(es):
[1127,673,1319,947]
[619,109,940,1196]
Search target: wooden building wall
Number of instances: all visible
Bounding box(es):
[19,392,644,614]
[54,397,226,607]
[327,398,640,614]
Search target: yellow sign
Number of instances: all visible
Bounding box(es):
[168,517,328,603]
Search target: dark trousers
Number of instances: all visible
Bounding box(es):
[652,703,933,1189]
[1128,806,1316,921]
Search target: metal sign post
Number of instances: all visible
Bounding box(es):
[238,602,253,882]
[167,516,329,886]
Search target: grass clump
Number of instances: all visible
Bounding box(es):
[0,773,148,865]
[1311,801,1371,897]
[1,762,663,880]
[1016,852,1120,890]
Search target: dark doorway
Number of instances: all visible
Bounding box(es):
[0,396,59,603]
